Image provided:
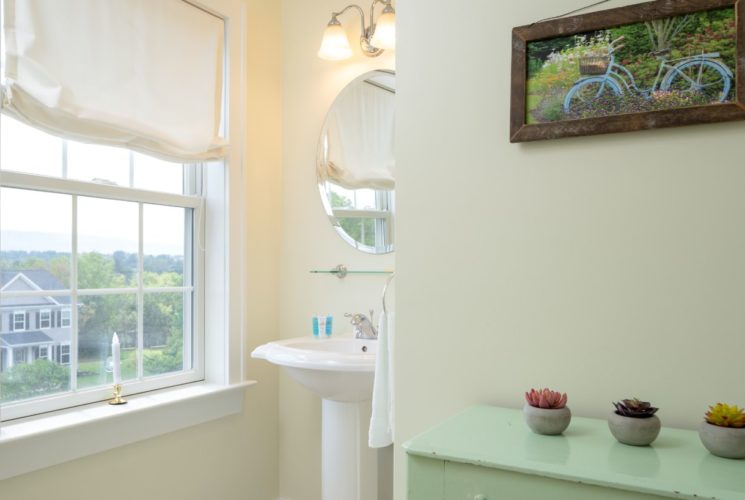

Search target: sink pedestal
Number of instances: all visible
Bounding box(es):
[322,399,377,500]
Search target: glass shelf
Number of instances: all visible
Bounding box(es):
[310,265,393,279]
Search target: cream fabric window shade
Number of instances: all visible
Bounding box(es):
[1,0,226,162]
[319,80,395,190]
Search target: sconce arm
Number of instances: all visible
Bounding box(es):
[332,4,368,38]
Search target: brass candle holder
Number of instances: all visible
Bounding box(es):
[109,383,127,405]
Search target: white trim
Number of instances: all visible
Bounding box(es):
[0,382,254,481]
[60,308,71,328]
[39,309,52,329]
[59,343,70,365]
[0,171,201,209]
[12,310,26,331]
[1,272,46,292]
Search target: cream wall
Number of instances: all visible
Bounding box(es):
[394,0,745,499]
[0,1,283,499]
[278,1,394,499]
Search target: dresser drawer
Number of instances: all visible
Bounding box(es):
[443,461,664,500]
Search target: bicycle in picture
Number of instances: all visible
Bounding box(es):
[562,36,733,115]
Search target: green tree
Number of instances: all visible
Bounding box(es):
[0,360,70,402]
[78,252,128,289]
[144,332,183,376]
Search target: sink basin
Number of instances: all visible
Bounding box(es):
[251,336,376,402]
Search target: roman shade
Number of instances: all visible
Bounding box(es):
[319,79,395,190]
[1,0,226,162]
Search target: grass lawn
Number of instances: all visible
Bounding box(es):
[77,348,163,388]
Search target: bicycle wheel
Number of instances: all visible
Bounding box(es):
[661,59,732,102]
[563,77,623,116]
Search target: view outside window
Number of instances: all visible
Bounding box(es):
[0,114,196,405]
[326,182,393,250]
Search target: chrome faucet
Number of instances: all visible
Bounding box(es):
[345,310,378,339]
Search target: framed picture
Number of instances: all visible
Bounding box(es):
[510,0,745,142]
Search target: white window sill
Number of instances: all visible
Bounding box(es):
[0,380,256,480]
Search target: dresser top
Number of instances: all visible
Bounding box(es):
[403,405,745,500]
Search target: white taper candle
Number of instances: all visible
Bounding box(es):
[112,332,121,385]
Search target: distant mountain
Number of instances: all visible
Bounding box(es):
[1,230,183,256]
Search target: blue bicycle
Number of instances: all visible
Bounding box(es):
[563,36,733,114]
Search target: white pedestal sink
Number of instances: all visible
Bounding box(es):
[252,336,378,500]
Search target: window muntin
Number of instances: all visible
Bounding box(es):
[59,344,70,365]
[61,309,72,328]
[0,115,204,419]
[39,310,51,329]
[13,311,26,331]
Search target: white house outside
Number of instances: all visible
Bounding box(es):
[0,270,72,372]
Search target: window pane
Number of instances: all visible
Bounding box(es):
[67,142,130,186]
[337,217,378,247]
[0,115,64,177]
[143,205,186,287]
[328,184,379,210]
[77,294,137,389]
[0,188,72,288]
[144,292,188,377]
[78,197,138,288]
[133,153,184,194]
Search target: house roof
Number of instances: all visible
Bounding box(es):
[0,270,70,306]
[0,330,54,347]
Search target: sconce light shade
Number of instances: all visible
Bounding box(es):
[318,18,353,61]
[369,6,395,50]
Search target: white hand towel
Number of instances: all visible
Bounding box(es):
[369,310,394,448]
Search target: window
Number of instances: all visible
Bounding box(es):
[39,310,51,329]
[60,309,71,328]
[0,114,204,417]
[13,348,27,365]
[324,182,394,252]
[13,311,26,331]
[38,345,49,360]
[59,344,70,365]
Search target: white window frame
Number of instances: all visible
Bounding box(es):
[0,0,249,481]
[0,171,205,419]
[39,309,51,329]
[324,185,395,253]
[38,345,49,360]
[60,308,71,327]
[59,343,71,365]
[13,310,26,331]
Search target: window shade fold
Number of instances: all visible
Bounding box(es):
[318,80,395,190]
[1,0,226,163]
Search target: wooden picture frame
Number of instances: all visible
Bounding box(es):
[510,0,745,142]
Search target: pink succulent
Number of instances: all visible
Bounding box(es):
[525,388,568,409]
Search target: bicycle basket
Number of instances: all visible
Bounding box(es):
[579,56,609,75]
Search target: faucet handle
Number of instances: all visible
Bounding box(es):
[345,312,364,325]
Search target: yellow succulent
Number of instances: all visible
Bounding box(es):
[705,403,745,428]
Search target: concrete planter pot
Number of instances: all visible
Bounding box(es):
[523,404,571,435]
[608,412,661,446]
[699,422,745,459]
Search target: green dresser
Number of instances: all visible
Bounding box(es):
[403,405,745,500]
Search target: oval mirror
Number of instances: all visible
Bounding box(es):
[317,70,395,254]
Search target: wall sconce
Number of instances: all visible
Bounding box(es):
[318,0,396,61]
